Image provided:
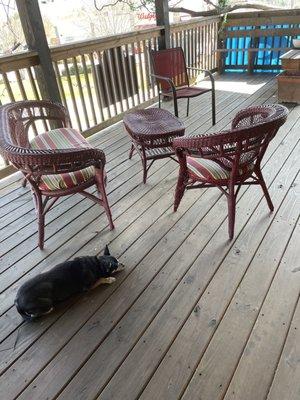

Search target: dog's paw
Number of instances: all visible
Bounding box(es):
[100,277,116,284]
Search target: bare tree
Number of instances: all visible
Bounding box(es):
[93,0,283,17]
[72,0,133,38]
[0,0,24,53]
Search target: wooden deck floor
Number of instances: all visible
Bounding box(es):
[0,73,299,400]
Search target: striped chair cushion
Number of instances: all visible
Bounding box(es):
[30,128,95,191]
[187,156,254,182]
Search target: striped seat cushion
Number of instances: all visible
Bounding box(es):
[30,128,95,191]
[187,156,254,182]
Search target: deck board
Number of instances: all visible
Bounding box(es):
[0,73,299,400]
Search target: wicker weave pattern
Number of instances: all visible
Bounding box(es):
[123,108,185,183]
[0,101,105,173]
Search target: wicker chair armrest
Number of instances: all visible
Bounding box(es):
[150,74,177,96]
[3,146,106,174]
[173,130,232,150]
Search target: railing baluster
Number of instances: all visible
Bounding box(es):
[81,54,97,125]
[146,38,156,98]
[119,45,131,110]
[89,52,106,121]
[26,67,40,100]
[15,70,27,100]
[113,47,126,112]
[131,42,141,104]
[53,61,69,110]
[136,40,146,103]
[2,72,15,102]
[105,49,118,115]
[125,43,137,107]
[143,39,151,101]
[63,58,82,131]
[72,56,90,129]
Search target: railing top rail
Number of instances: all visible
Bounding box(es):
[50,26,164,60]
[226,8,300,20]
[225,8,300,26]
[170,16,220,32]
[0,50,39,73]
[224,26,300,38]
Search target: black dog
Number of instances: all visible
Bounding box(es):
[15,245,124,320]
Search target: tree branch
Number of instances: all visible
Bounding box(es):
[169,3,282,16]
[94,0,132,12]
[168,7,219,17]
[203,0,218,9]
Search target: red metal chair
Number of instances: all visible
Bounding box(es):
[172,104,288,239]
[150,47,216,124]
[0,100,114,249]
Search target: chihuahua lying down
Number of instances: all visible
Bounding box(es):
[15,245,124,320]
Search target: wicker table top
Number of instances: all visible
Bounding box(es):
[123,108,185,140]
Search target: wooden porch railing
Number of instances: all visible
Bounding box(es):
[0,16,220,178]
[170,16,219,73]
[218,9,300,73]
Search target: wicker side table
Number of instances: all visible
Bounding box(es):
[123,108,185,183]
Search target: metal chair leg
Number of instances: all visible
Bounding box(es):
[173,96,179,117]
[186,98,190,117]
[212,89,216,125]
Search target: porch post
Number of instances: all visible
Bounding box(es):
[155,0,170,49]
[16,0,61,103]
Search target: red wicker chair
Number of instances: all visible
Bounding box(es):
[150,47,216,125]
[0,100,114,249]
[173,104,288,239]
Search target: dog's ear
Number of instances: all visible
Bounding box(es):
[104,245,110,256]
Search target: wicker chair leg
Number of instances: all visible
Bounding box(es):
[174,172,186,212]
[256,168,274,211]
[186,98,190,117]
[142,156,148,184]
[22,177,27,188]
[33,190,45,249]
[38,212,45,250]
[158,93,161,108]
[227,184,236,240]
[129,144,135,159]
[95,171,114,230]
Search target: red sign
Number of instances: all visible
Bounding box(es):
[137,13,156,21]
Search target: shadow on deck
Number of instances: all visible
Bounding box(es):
[0,73,299,400]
